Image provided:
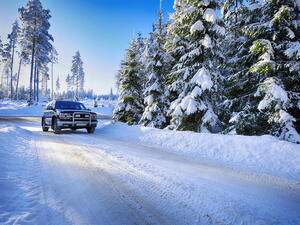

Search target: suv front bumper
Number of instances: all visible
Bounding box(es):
[57,120,98,128]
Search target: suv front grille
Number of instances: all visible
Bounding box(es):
[73,113,90,121]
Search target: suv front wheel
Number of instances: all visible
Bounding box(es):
[53,118,61,134]
[87,127,95,134]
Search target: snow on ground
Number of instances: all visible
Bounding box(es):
[0,100,44,117]
[0,118,299,225]
[99,122,300,181]
[80,99,116,116]
[0,123,46,224]
[0,99,115,117]
[0,100,300,224]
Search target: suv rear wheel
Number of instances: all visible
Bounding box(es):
[42,119,49,132]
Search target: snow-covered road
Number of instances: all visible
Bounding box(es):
[1,118,300,225]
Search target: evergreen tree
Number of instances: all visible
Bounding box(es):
[2,61,11,97]
[0,36,3,57]
[109,88,114,101]
[55,76,60,98]
[220,0,264,134]
[247,0,300,142]
[40,65,49,97]
[140,1,172,128]
[15,49,30,100]
[56,75,60,92]
[167,0,225,132]
[71,51,84,100]
[65,74,72,92]
[4,20,20,99]
[113,36,145,125]
[223,0,300,142]
[0,36,3,90]
[19,0,53,103]
[50,47,58,100]
[2,41,12,98]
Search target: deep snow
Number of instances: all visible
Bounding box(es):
[0,100,300,225]
[0,99,115,117]
[0,118,299,225]
[100,122,300,181]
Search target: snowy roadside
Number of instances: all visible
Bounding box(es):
[0,100,44,117]
[0,99,115,117]
[1,119,300,225]
[0,124,46,224]
[99,122,300,181]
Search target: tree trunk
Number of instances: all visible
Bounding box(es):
[36,67,39,102]
[29,39,36,103]
[10,45,15,99]
[51,62,54,100]
[15,57,22,100]
[34,61,38,101]
[45,78,48,98]
[76,76,79,100]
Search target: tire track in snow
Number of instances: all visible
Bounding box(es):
[64,132,300,225]
[34,131,167,225]
[2,119,300,225]
[0,123,46,225]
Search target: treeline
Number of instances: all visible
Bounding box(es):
[0,0,86,102]
[114,0,300,143]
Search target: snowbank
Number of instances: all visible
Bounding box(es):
[0,99,115,117]
[99,122,300,181]
[80,99,116,116]
[0,100,44,117]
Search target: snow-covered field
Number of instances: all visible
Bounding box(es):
[0,100,44,117]
[101,122,300,181]
[0,99,115,117]
[0,101,300,225]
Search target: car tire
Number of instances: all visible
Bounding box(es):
[87,127,95,134]
[42,119,49,132]
[53,118,61,134]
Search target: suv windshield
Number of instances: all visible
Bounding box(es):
[55,101,87,110]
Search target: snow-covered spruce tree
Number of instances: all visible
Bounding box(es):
[0,36,4,93]
[56,75,60,95]
[4,20,20,99]
[139,4,172,128]
[19,0,53,103]
[65,74,72,94]
[35,43,53,102]
[40,65,50,97]
[50,47,58,100]
[0,36,3,57]
[220,1,266,134]
[165,2,190,112]
[2,41,12,98]
[71,51,84,100]
[247,0,300,142]
[113,36,145,125]
[15,47,30,100]
[167,0,225,132]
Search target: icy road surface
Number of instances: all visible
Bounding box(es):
[0,118,300,225]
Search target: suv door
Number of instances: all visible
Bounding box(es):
[44,102,55,125]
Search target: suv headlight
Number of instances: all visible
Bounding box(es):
[91,114,97,120]
[59,113,72,119]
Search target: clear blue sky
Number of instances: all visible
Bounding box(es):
[0,0,174,95]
